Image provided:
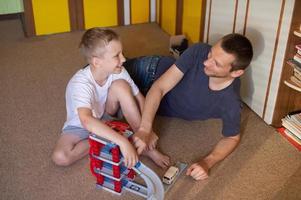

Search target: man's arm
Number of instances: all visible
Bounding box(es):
[78,107,138,168]
[134,92,145,113]
[186,134,240,180]
[133,64,184,154]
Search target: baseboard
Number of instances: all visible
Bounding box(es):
[0,13,22,21]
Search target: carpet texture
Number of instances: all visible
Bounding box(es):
[1,19,300,200]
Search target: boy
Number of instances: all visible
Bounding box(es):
[52,28,169,169]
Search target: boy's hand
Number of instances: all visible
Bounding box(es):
[133,130,158,154]
[119,140,139,168]
[186,161,209,181]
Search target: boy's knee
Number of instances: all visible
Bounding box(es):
[52,150,72,167]
[109,79,131,94]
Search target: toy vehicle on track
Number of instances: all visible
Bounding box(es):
[162,166,179,185]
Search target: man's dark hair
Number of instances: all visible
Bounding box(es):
[221,33,253,71]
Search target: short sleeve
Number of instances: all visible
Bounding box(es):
[66,81,93,110]
[221,101,242,137]
[175,44,198,74]
[175,43,211,74]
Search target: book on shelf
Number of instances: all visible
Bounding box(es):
[282,120,301,140]
[294,30,301,37]
[285,129,301,144]
[284,79,301,92]
[294,68,301,80]
[277,127,301,151]
[287,58,301,72]
[296,44,301,53]
[281,112,301,138]
[293,54,301,64]
[290,76,301,87]
[278,111,301,151]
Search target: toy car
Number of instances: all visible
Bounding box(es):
[162,166,179,184]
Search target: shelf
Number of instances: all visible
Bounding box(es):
[284,79,301,92]
[294,30,301,37]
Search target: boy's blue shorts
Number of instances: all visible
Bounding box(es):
[62,113,123,140]
[62,126,89,140]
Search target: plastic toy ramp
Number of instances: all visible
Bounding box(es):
[89,121,166,199]
[131,162,165,200]
[163,162,187,193]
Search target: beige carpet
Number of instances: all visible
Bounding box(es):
[1,19,300,200]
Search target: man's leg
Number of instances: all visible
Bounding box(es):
[124,56,161,96]
[52,134,89,166]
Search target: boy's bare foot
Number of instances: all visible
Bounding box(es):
[143,149,170,169]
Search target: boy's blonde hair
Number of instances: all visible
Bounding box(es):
[79,27,120,62]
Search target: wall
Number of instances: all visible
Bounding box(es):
[31,0,70,35]
[160,0,177,35]
[130,0,149,24]
[158,0,206,43]
[24,0,158,36]
[83,0,118,29]
[23,0,206,42]
[182,0,203,43]
[0,0,23,14]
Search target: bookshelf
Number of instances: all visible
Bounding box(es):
[272,0,301,127]
[294,29,301,37]
[284,58,301,92]
[284,80,301,93]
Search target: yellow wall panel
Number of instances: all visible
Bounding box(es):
[161,0,176,35]
[83,0,118,29]
[131,0,149,24]
[182,0,203,43]
[32,0,70,35]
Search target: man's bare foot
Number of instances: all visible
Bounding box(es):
[143,149,170,169]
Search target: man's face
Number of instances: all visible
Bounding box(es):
[98,40,126,74]
[203,42,236,78]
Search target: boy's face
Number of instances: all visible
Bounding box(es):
[203,41,237,78]
[97,40,126,74]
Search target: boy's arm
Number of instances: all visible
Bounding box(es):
[78,107,138,168]
[186,134,240,180]
[133,64,184,154]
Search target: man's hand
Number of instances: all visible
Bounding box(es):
[133,130,158,154]
[118,139,139,168]
[186,160,209,181]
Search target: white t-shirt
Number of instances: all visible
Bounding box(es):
[63,65,139,129]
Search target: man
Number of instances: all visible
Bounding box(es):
[126,33,253,180]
